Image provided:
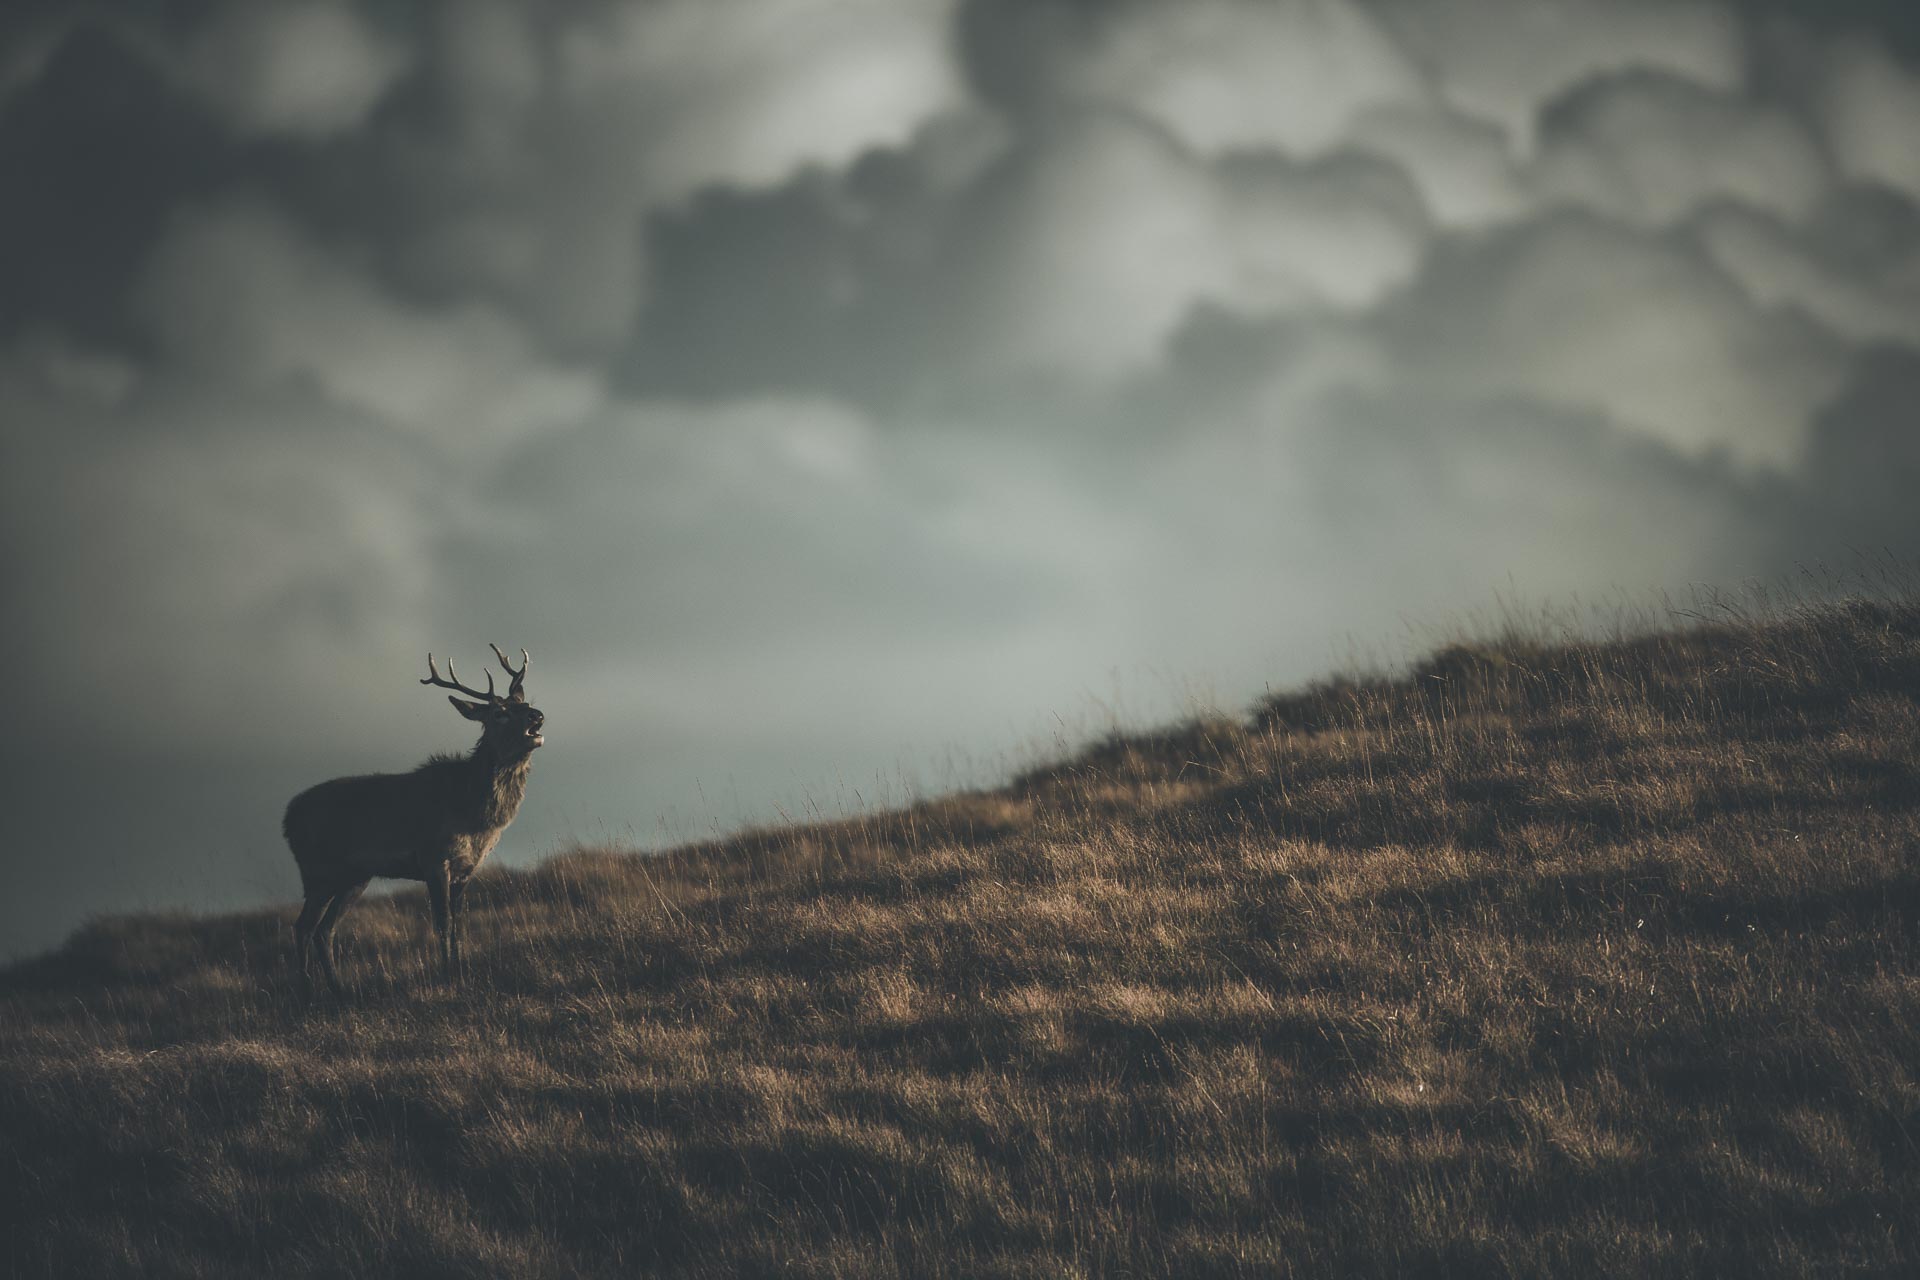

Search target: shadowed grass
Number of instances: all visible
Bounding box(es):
[5,592,1920,1276]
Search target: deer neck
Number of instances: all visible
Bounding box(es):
[466,740,534,831]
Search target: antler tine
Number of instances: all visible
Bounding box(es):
[490,643,531,702]
[421,652,498,702]
[462,662,497,702]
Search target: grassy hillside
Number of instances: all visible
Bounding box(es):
[5,598,1920,1277]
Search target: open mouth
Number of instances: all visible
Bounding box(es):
[527,732,545,748]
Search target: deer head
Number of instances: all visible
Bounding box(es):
[421,644,545,757]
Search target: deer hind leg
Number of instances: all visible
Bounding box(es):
[294,893,329,997]
[312,880,369,999]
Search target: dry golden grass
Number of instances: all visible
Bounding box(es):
[4,596,1920,1276]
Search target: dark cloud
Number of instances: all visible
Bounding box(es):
[629,105,1430,413]
[1737,0,1920,59]
[1374,211,1848,468]
[1532,71,1831,226]
[627,172,885,402]
[1370,0,1745,150]
[0,25,236,345]
[1801,184,1920,275]
[963,0,1424,156]
[1800,346,1920,551]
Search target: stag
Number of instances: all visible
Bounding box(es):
[284,644,544,998]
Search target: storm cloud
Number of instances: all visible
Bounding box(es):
[3,0,1918,955]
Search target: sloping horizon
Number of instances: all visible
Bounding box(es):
[4,0,1920,957]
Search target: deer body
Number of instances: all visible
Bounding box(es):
[286,645,543,998]
[286,751,532,884]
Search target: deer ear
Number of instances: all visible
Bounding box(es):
[449,696,491,720]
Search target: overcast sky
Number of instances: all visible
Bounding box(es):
[4,0,1918,957]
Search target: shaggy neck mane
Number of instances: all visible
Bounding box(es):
[464,739,535,830]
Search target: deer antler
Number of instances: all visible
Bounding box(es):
[421,654,497,703]
[490,643,530,703]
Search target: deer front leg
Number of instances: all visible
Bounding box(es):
[448,875,469,979]
[427,861,454,985]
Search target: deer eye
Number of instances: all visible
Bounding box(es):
[493,710,510,722]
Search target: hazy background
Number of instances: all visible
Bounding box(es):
[4,0,1918,958]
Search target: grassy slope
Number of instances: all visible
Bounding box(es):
[4,601,1920,1278]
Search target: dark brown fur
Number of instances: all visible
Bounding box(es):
[285,651,542,997]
